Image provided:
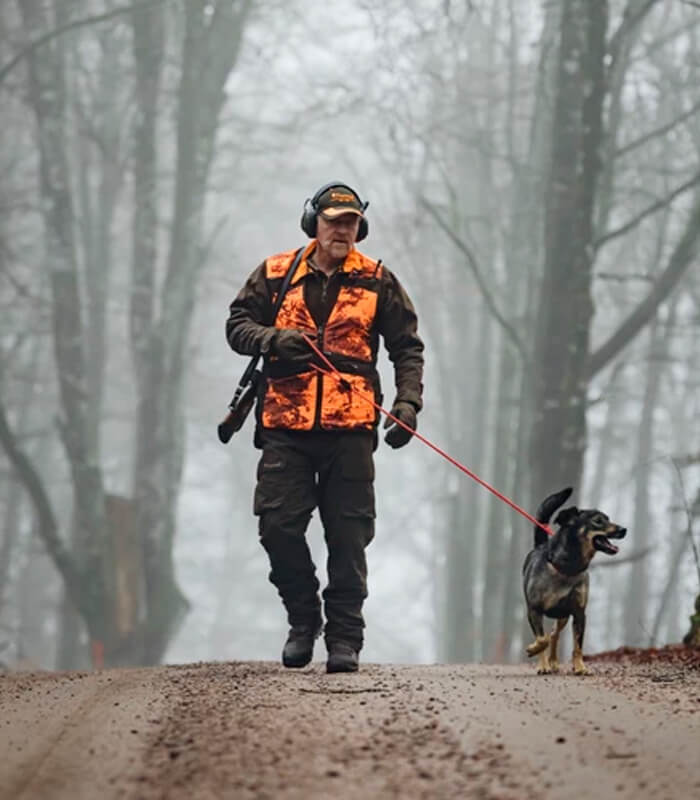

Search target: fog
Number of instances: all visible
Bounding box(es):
[1,0,699,671]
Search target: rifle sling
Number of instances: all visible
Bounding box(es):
[231,246,305,406]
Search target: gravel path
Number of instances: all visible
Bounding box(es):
[1,659,698,799]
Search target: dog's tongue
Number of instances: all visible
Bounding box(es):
[594,534,619,555]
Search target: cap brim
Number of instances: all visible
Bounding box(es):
[319,207,363,219]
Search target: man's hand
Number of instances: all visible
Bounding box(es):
[271,329,310,361]
[383,401,417,449]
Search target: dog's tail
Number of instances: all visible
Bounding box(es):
[534,487,573,546]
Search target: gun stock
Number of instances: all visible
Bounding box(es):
[217,371,260,444]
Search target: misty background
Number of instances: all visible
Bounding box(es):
[1,0,699,671]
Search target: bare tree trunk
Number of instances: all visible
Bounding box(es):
[529,0,609,507]
[0,342,42,620]
[17,0,111,656]
[653,378,700,644]
[390,160,480,662]
[683,594,700,647]
[54,27,126,669]
[593,0,649,239]
[73,28,124,455]
[622,315,665,645]
[651,525,692,646]
[443,301,494,662]
[441,182,496,661]
[499,0,561,662]
[443,492,475,661]
[479,344,514,663]
[130,1,253,664]
[55,518,88,671]
[471,0,510,664]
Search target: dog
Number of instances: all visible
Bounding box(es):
[522,487,626,675]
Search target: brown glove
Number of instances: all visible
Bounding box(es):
[271,329,310,362]
[383,401,417,449]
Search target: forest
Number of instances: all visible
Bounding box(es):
[1,0,699,670]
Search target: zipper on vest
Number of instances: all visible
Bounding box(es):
[314,324,325,428]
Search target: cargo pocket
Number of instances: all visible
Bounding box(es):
[253,453,286,516]
[340,445,376,520]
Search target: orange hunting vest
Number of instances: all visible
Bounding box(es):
[261,243,383,431]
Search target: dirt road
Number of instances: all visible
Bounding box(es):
[1,655,698,800]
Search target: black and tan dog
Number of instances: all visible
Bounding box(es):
[522,487,626,675]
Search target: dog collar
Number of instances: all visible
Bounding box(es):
[547,556,585,577]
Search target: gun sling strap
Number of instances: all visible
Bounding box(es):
[228,245,305,410]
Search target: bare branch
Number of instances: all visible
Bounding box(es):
[0,403,80,591]
[594,170,700,251]
[587,191,700,377]
[671,460,700,587]
[419,196,529,363]
[594,271,653,283]
[607,0,660,70]
[674,452,700,468]
[0,0,172,87]
[615,98,700,160]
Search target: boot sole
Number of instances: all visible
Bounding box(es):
[326,661,359,674]
[282,654,313,668]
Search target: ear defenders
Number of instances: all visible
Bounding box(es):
[300,181,369,241]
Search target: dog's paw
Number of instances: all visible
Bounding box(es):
[572,662,589,676]
[537,666,554,675]
[549,661,560,674]
[526,636,549,657]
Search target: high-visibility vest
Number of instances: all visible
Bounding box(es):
[262,243,383,431]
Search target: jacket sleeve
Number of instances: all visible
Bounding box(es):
[225,262,277,357]
[376,267,424,411]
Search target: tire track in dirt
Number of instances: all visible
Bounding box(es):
[1,659,698,799]
[0,667,166,800]
[138,661,700,800]
[139,662,545,799]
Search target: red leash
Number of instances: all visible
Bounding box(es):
[302,334,554,537]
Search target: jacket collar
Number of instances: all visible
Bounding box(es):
[291,241,361,285]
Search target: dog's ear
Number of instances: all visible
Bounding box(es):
[554,506,579,527]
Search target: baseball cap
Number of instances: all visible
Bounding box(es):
[316,185,366,219]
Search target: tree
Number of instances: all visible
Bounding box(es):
[3,0,254,666]
[528,0,610,504]
[129,0,254,664]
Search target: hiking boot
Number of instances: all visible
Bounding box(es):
[282,623,321,668]
[326,642,359,673]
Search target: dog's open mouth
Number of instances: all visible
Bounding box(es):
[593,535,619,555]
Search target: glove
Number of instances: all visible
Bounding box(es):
[271,329,310,362]
[383,401,417,449]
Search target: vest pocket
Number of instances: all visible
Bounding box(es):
[262,371,317,430]
[321,373,376,429]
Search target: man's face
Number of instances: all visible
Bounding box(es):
[316,213,361,260]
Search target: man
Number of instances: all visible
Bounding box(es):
[226,182,424,673]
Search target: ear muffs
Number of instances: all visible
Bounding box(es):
[300,181,369,242]
[356,215,369,242]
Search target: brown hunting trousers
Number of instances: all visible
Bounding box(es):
[253,429,375,650]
